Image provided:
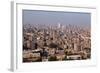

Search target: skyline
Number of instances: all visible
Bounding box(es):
[23,10,91,28]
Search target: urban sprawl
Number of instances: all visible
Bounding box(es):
[23,23,91,62]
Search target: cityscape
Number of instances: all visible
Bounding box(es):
[22,10,91,62]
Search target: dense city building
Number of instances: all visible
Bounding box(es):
[23,23,91,62]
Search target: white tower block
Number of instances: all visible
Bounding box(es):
[58,23,61,29]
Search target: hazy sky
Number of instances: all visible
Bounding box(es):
[23,10,91,27]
